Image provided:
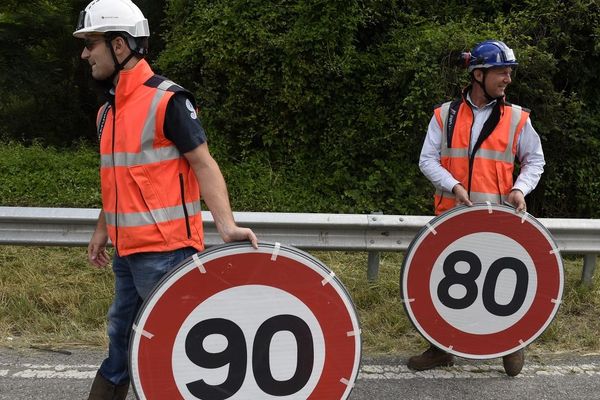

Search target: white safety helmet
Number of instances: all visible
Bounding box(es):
[73,0,149,39]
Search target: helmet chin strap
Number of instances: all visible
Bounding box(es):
[94,35,138,87]
[473,70,503,102]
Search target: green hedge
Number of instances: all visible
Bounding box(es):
[1,1,599,217]
[0,142,101,208]
[154,0,600,217]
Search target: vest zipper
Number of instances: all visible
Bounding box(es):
[179,173,192,239]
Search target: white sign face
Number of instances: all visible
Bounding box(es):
[429,232,538,335]
[172,285,325,399]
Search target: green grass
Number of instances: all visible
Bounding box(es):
[0,247,598,356]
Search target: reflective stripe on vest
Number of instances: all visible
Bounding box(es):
[440,101,523,163]
[101,146,180,168]
[434,188,507,204]
[101,80,180,169]
[105,200,201,227]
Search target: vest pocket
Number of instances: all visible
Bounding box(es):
[495,162,513,195]
[128,165,170,240]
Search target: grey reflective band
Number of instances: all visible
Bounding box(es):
[471,191,506,203]
[477,148,512,161]
[101,145,180,167]
[105,201,202,227]
[444,148,469,158]
[439,102,451,149]
[442,147,515,163]
[440,103,524,163]
[140,80,180,149]
[506,104,523,159]
[158,79,181,91]
[101,79,184,168]
[435,189,506,204]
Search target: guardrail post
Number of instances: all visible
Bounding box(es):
[367,211,383,282]
[367,251,380,283]
[581,254,597,286]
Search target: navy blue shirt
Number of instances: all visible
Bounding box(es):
[164,93,207,154]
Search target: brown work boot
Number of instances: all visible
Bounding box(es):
[407,345,454,371]
[502,349,525,377]
[87,371,130,400]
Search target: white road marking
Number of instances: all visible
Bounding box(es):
[359,363,600,379]
[1,362,600,380]
[0,363,97,379]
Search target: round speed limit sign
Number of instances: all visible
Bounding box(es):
[401,204,563,359]
[129,242,361,399]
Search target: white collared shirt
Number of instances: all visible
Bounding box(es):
[418,94,545,195]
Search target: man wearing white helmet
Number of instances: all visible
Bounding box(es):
[413,40,545,376]
[74,1,258,398]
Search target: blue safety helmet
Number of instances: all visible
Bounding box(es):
[468,40,518,72]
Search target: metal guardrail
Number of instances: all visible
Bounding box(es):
[0,206,599,283]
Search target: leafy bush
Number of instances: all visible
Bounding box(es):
[0,141,101,207]
[156,0,600,217]
[0,1,599,217]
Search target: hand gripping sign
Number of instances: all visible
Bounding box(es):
[400,204,563,359]
[129,242,361,400]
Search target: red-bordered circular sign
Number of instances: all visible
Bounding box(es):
[129,242,361,399]
[401,204,563,359]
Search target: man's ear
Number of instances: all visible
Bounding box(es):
[111,36,128,56]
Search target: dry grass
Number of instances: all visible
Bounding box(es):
[0,246,598,356]
[0,246,111,348]
[323,251,600,356]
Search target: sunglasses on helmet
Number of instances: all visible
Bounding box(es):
[76,10,86,31]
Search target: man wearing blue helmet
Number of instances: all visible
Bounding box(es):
[468,40,518,99]
[413,40,545,376]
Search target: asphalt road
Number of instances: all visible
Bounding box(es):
[1,347,600,399]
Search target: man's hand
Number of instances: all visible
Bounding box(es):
[88,229,110,268]
[507,189,527,213]
[220,224,258,249]
[452,183,473,207]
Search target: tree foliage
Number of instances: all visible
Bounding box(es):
[156,0,600,217]
[0,0,166,145]
[0,0,96,143]
[0,0,599,217]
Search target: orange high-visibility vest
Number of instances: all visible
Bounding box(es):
[432,97,529,215]
[98,59,204,256]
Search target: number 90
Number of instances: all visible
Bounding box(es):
[185,315,314,399]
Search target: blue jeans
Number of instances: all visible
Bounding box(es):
[98,247,198,385]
